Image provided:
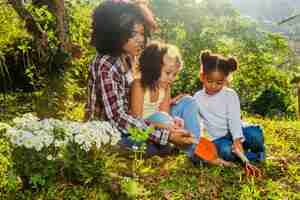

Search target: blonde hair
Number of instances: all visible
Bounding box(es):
[139,41,182,89]
[163,43,183,70]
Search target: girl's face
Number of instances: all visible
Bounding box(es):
[159,56,180,87]
[201,70,226,95]
[123,23,145,57]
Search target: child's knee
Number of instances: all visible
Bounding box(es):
[243,125,265,151]
[218,144,235,161]
[243,125,264,142]
[177,95,194,105]
[147,112,173,126]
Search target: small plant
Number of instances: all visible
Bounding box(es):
[120,177,149,199]
[3,113,122,191]
[128,126,155,174]
[128,126,155,144]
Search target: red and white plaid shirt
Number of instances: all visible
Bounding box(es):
[85,54,169,145]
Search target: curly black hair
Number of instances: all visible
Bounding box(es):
[139,42,182,89]
[91,1,150,57]
[200,50,239,77]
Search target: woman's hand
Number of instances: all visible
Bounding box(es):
[158,99,170,113]
[168,129,196,147]
[172,117,184,129]
[134,0,157,32]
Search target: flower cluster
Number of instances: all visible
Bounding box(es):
[4,113,121,152]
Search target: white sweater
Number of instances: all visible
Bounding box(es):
[193,87,245,141]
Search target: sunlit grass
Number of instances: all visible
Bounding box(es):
[1,93,300,199]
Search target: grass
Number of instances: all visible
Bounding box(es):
[99,118,300,199]
[1,93,300,199]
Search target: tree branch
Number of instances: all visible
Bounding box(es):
[8,0,44,39]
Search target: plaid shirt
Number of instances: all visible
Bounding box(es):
[85,54,169,145]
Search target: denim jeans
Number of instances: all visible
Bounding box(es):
[147,96,202,157]
[119,96,201,157]
[213,125,265,162]
[170,96,201,157]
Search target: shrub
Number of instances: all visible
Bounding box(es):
[251,84,294,117]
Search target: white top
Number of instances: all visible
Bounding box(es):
[143,88,165,118]
[193,87,245,141]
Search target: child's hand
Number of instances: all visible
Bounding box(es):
[232,139,263,178]
[159,99,170,112]
[172,117,184,129]
[170,94,190,105]
[244,162,262,178]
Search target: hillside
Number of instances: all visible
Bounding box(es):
[230,0,300,22]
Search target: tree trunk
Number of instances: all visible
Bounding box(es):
[54,0,66,47]
[7,0,48,53]
[31,0,68,47]
[7,0,81,118]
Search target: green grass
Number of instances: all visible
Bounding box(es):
[1,93,300,199]
[0,92,34,122]
[102,119,300,199]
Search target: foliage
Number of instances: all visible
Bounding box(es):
[0,0,298,118]
[0,0,300,199]
[0,123,20,198]
[0,3,29,92]
[251,84,294,117]
[128,126,155,144]
[0,106,300,199]
[151,0,298,117]
[0,113,121,199]
[0,1,96,119]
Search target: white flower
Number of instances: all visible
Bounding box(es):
[74,134,85,146]
[0,122,10,131]
[13,113,39,129]
[132,145,139,150]
[33,141,43,151]
[54,140,67,148]
[42,134,54,147]
[101,132,110,145]
[23,138,34,149]
[58,153,63,159]
[111,135,121,145]
[67,122,81,135]
[7,113,122,153]
[46,155,53,161]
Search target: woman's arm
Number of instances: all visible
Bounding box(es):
[130,79,145,118]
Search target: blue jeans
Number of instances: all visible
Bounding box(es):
[119,96,201,157]
[147,96,202,157]
[170,96,201,157]
[213,125,265,162]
